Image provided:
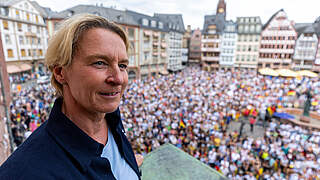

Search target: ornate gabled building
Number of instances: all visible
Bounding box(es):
[313,17,320,72]
[235,16,262,69]
[189,28,202,64]
[258,9,297,69]
[219,20,237,70]
[201,0,226,71]
[182,25,191,66]
[154,13,186,72]
[0,0,48,74]
[293,23,318,70]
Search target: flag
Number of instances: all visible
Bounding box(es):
[287,90,296,96]
[179,119,186,128]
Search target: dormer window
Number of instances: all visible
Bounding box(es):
[93,12,100,16]
[159,22,163,29]
[151,20,156,27]
[68,10,74,17]
[117,15,123,22]
[142,18,148,26]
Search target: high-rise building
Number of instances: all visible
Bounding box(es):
[235,17,262,69]
[259,9,297,69]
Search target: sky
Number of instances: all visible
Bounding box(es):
[34,0,319,29]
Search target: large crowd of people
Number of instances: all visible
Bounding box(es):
[8,66,320,179]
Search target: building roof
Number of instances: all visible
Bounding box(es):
[202,13,226,35]
[140,143,227,180]
[0,0,21,6]
[295,23,314,35]
[125,10,167,31]
[154,13,186,33]
[55,5,138,26]
[30,1,51,18]
[262,9,284,30]
[224,20,237,33]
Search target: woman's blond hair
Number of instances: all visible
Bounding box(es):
[45,13,129,97]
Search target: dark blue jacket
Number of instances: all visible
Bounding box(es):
[0,98,140,180]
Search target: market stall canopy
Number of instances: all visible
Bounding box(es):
[6,63,32,74]
[296,70,318,78]
[276,69,297,77]
[258,68,279,76]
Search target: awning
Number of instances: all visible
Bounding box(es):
[6,63,32,74]
[276,69,298,77]
[296,70,318,78]
[6,64,20,74]
[258,68,279,76]
[20,63,32,71]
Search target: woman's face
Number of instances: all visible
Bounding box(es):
[61,28,128,115]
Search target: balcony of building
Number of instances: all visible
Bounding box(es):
[202,39,220,43]
[202,47,220,52]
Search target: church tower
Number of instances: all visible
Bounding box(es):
[216,0,226,18]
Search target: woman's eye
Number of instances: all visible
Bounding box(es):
[119,64,128,70]
[93,61,107,67]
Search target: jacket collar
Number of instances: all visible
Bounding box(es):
[46,97,122,173]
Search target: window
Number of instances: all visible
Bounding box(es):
[7,49,13,58]
[38,49,43,56]
[151,21,157,27]
[28,25,31,32]
[36,16,39,23]
[16,10,20,19]
[28,49,31,56]
[0,8,8,16]
[38,38,41,44]
[17,23,22,31]
[26,13,30,21]
[21,49,26,57]
[19,36,24,44]
[142,18,149,26]
[158,22,163,29]
[3,20,8,30]
[5,34,11,44]
[37,27,40,33]
[128,28,134,39]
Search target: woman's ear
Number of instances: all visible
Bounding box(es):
[53,66,67,85]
